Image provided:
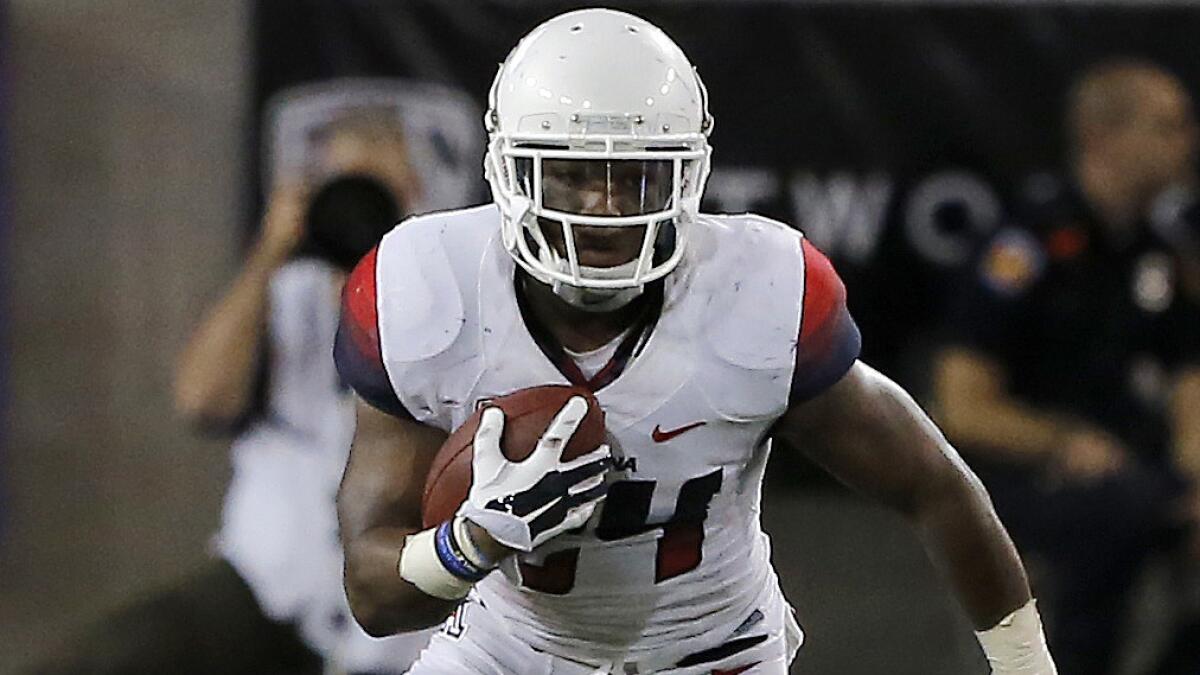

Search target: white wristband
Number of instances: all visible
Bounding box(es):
[398,527,473,600]
[975,599,1057,674]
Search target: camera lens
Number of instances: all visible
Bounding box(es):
[304,174,401,270]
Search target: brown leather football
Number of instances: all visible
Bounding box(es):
[421,385,606,528]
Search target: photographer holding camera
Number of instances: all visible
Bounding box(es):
[34,111,431,675]
[175,110,421,432]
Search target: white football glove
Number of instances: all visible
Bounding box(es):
[457,396,612,552]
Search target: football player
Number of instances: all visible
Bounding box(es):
[334,9,1056,674]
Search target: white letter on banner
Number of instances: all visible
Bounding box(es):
[903,170,1000,268]
[789,171,892,266]
[704,167,781,213]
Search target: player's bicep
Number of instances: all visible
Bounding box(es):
[338,397,447,541]
[774,361,969,514]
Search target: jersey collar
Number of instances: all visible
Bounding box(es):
[514,275,662,392]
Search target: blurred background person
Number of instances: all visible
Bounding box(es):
[176,107,434,674]
[32,107,433,675]
[934,59,1200,674]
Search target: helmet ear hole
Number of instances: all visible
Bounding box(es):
[653,222,678,265]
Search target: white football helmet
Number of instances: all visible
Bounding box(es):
[484,8,713,311]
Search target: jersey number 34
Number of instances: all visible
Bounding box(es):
[518,469,723,594]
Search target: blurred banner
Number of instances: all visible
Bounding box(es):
[253,0,1200,386]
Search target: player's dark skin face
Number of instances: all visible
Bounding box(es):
[520,159,670,351]
[540,220,646,269]
[537,159,671,268]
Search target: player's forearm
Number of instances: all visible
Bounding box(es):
[912,463,1032,630]
[342,525,462,635]
[917,477,1058,672]
[779,363,1033,625]
[780,364,1053,669]
[343,519,511,635]
[339,401,465,634]
[173,248,280,427]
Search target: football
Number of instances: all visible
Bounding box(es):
[421,385,606,528]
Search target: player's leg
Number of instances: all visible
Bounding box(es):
[411,586,802,675]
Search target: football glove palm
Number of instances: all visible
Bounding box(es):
[458,396,611,552]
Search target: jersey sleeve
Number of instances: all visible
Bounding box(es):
[790,239,862,403]
[333,247,409,417]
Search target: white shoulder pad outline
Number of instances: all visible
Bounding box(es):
[699,213,805,371]
[375,214,466,364]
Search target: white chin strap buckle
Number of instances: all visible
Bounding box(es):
[549,256,645,312]
[553,282,644,313]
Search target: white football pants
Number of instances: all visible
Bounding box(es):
[407,584,801,675]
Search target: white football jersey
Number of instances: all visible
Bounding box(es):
[336,204,861,668]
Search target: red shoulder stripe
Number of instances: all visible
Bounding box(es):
[343,246,381,362]
[334,247,407,417]
[791,239,861,403]
[799,238,845,348]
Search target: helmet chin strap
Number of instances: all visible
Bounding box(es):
[542,250,645,313]
[552,276,644,313]
[509,205,648,313]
